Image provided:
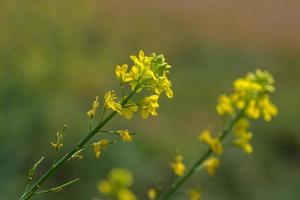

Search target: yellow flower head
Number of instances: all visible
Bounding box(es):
[154,76,174,99]
[93,139,109,159]
[233,118,250,136]
[246,100,261,119]
[140,95,160,119]
[98,168,136,200]
[115,64,133,83]
[97,180,113,195]
[171,154,186,176]
[259,94,278,121]
[234,132,253,154]
[109,168,133,187]
[148,188,157,200]
[218,70,278,123]
[203,156,220,176]
[246,69,275,93]
[87,96,99,118]
[117,130,133,142]
[187,189,202,200]
[130,50,153,69]
[199,130,223,155]
[104,90,122,114]
[216,95,234,115]
[118,188,137,200]
[121,103,138,120]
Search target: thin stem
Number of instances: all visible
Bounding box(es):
[20,83,141,200]
[34,178,79,195]
[158,109,246,200]
[25,156,45,192]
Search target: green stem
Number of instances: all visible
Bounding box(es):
[34,178,79,195]
[20,84,140,200]
[158,109,246,200]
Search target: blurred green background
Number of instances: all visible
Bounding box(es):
[1,0,299,199]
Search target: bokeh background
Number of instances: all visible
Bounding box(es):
[1,0,300,199]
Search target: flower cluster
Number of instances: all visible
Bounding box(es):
[97,168,136,200]
[106,50,173,120]
[217,69,278,121]
[216,69,278,154]
[197,70,278,177]
[160,70,278,200]
[84,51,172,159]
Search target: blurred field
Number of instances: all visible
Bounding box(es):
[0,0,300,199]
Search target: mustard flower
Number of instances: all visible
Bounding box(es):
[234,132,253,154]
[199,130,223,155]
[117,130,133,142]
[187,189,202,200]
[154,76,174,99]
[97,180,112,195]
[104,90,122,114]
[115,64,132,84]
[203,156,220,176]
[118,188,137,200]
[108,168,133,187]
[87,96,99,118]
[233,118,250,135]
[259,94,278,121]
[130,50,153,69]
[245,100,261,119]
[140,95,160,119]
[121,103,138,120]
[93,139,109,159]
[148,188,157,200]
[216,95,234,115]
[171,154,186,176]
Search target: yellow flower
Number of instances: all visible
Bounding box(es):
[216,95,234,115]
[121,103,138,120]
[117,130,133,142]
[87,96,99,118]
[259,95,278,121]
[171,154,186,176]
[130,50,153,69]
[117,188,137,200]
[97,180,112,195]
[154,76,174,99]
[203,156,220,176]
[246,69,275,92]
[246,100,261,119]
[233,78,263,94]
[93,139,109,159]
[140,95,160,119]
[115,64,133,83]
[233,118,250,136]
[231,93,246,109]
[148,188,157,200]
[187,189,202,200]
[109,168,133,187]
[104,90,122,114]
[199,130,223,155]
[98,168,136,200]
[234,132,253,154]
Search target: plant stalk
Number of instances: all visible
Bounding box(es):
[158,109,246,200]
[20,85,140,200]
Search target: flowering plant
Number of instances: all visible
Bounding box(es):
[20,51,278,200]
